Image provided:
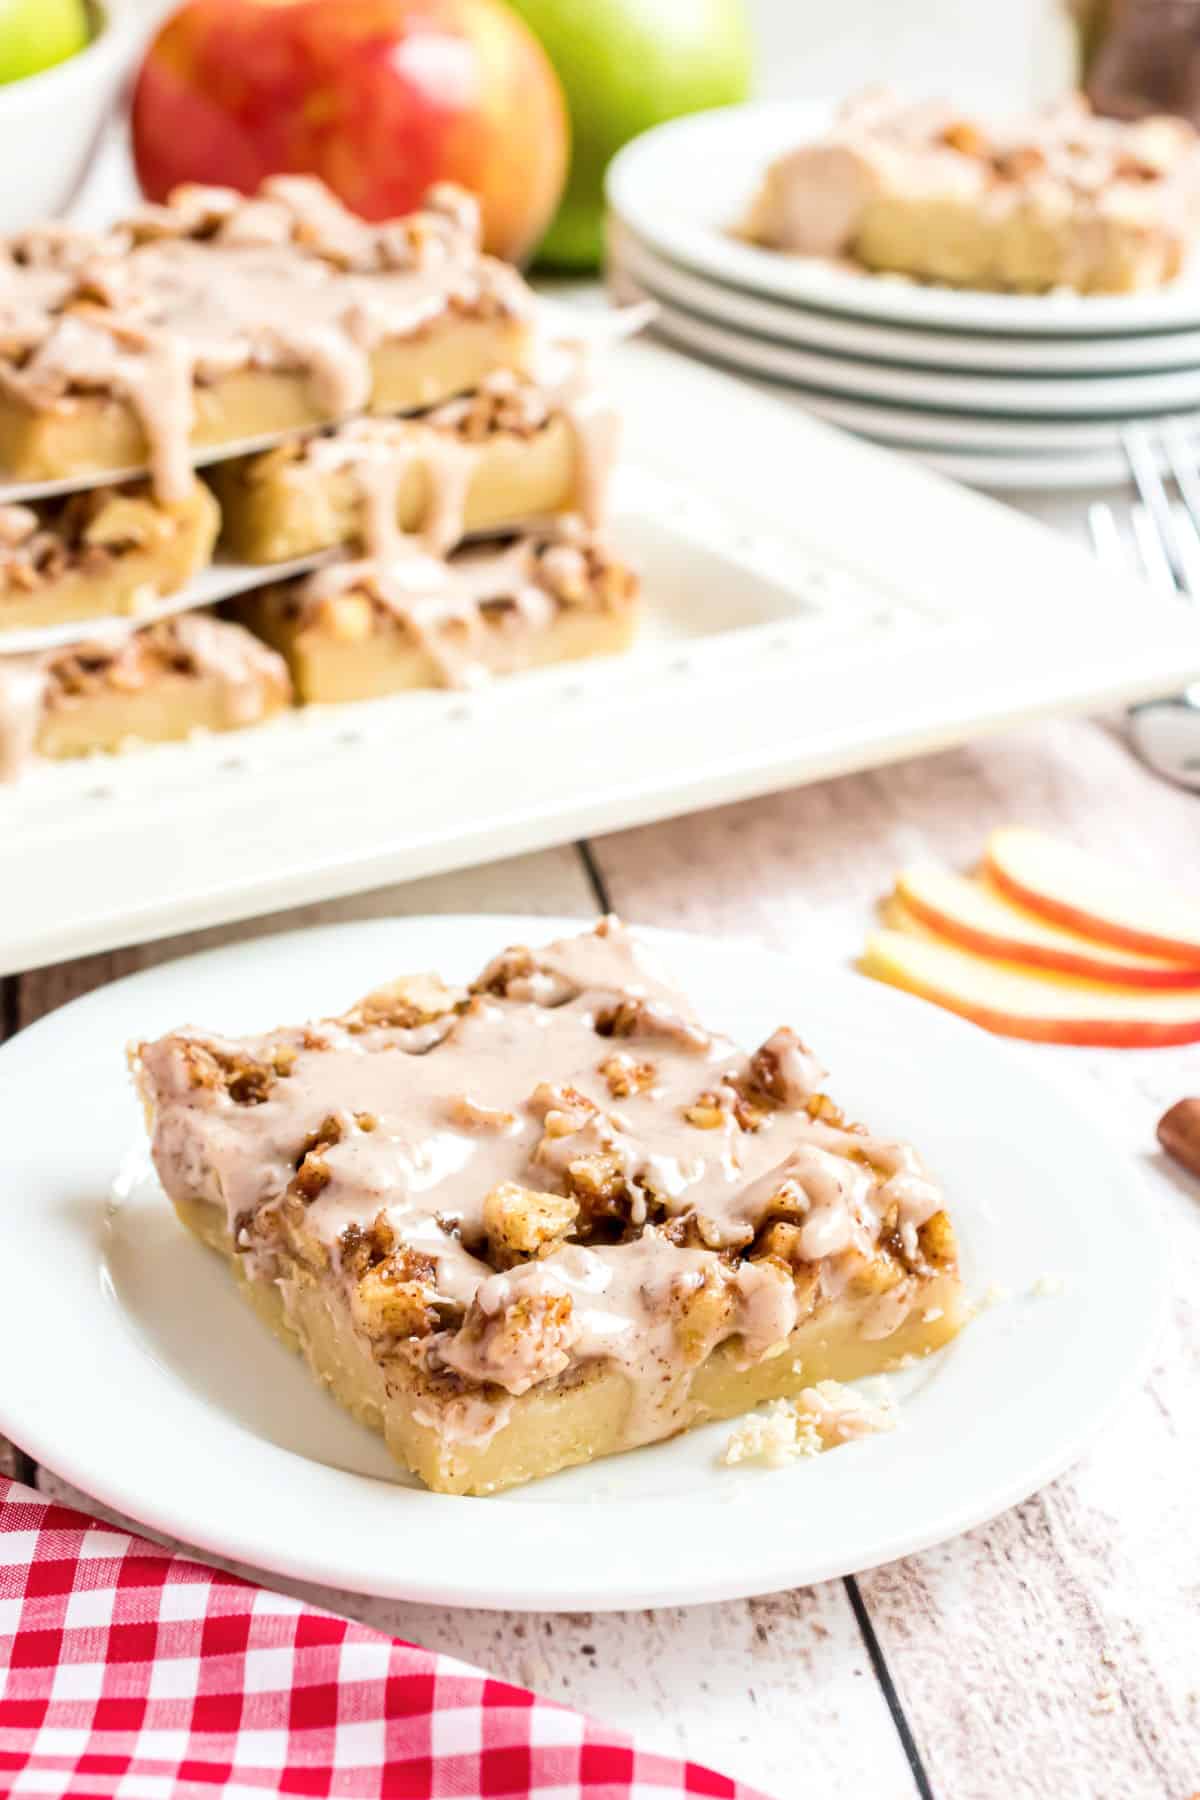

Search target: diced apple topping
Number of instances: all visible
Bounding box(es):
[345,971,465,1032]
[749,1026,826,1107]
[443,1286,578,1395]
[670,1266,736,1364]
[351,1245,440,1341]
[472,946,578,1006]
[594,997,712,1052]
[482,1182,579,1266]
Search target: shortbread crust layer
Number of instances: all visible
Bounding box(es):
[0,479,219,633]
[132,919,969,1496]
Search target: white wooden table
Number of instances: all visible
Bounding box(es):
[3,706,1198,1800]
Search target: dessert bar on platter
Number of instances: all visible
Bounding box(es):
[235,522,640,703]
[0,177,532,500]
[131,917,968,1496]
[742,89,1200,294]
[212,364,617,564]
[0,615,289,782]
[0,479,219,632]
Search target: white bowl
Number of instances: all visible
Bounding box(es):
[0,1,140,232]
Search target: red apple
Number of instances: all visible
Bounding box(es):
[861,929,1200,1048]
[986,826,1200,963]
[130,0,569,263]
[894,864,1200,989]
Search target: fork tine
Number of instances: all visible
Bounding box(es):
[1162,420,1200,596]
[1129,501,1178,595]
[1086,501,1122,565]
[1123,423,1191,591]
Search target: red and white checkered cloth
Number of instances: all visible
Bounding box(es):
[1,1476,770,1800]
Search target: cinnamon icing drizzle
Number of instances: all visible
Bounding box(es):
[0,176,533,502]
[134,920,951,1450]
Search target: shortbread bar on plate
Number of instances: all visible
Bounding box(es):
[210,367,619,564]
[743,90,1200,293]
[0,479,218,635]
[131,918,969,1496]
[233,522,640,702]
[0,612,290,780]
[0,178,532,502]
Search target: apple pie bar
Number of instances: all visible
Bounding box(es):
[0,613,289,780]
[209,367,619,564]
[0,177,533,503]
[0,478,219,635]
[234,522,639,702]
[131,918,968,1495]
[742,89,1200,293]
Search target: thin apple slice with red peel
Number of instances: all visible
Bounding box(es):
[986,827,1200,962]
[895,864,1200,989]
[861,930,1200,1046]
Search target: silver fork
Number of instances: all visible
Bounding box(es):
[1088,421,1200,792]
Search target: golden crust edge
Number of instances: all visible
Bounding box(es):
[170,1188,968,1497]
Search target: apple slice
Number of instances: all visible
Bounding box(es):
[861,929,1200,1046]
[987,827,1200,962]
[895,864,1200,989]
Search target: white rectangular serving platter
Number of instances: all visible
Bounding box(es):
[2,339,1197,976]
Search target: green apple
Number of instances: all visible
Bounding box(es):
[0,0,90,85]
[507,0,753,270]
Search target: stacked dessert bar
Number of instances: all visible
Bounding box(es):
[0,178,639,780]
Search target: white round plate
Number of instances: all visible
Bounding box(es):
[0,916,1165,1611]
[611,220,1200,380]
[628,293,1200,451]
[614,251,1200,417]
[607,100,1200,337]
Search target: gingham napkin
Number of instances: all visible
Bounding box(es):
[0,1476,768,1800]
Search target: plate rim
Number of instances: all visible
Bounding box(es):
[609,219,1200,374]
[607,99,1200,338]
[0,914,1170,1610]
[630,297,1179,449]
[613,234,1200,410]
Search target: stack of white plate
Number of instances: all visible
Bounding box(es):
[606,100,1200,491]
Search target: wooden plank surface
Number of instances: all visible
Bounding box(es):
[589,713,1200,1800]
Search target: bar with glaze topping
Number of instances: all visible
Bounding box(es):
[0,177,533,502]
[0,612,290,781]
[0,479,219,635]
[131,918,969,1495]
[233,520,640,702]
[742,89,1200,293]
[210,361,619,565]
